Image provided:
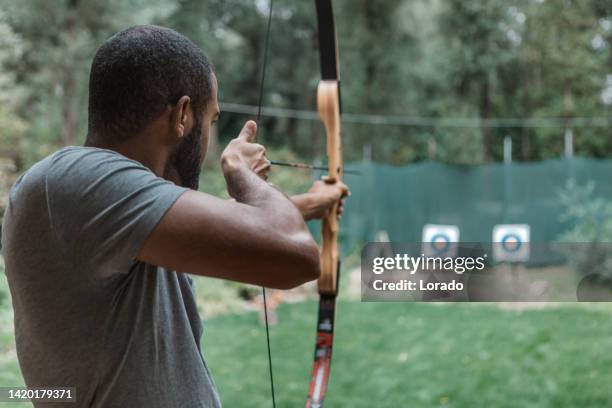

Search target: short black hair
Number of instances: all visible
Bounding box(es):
[87,25,213,143]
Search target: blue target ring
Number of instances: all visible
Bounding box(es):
[429,233,451,254]
[501,233,522,252]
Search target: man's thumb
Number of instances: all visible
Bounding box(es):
[238,120,257,142]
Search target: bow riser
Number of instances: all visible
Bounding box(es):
[317,80,342,295]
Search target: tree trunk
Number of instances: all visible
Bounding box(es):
[479,77,492,161]
[60,72,77,146]
[59,0,80,146]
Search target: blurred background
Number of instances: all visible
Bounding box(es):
[1,0,612,407]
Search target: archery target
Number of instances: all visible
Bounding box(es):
[492,224,530,262]
[422,224,460,257]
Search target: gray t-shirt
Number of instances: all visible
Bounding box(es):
[1,147,221,407]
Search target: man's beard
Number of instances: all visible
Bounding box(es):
[170,117,203,190]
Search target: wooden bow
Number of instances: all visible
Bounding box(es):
[255,2,344,407]
[305,1,343,407]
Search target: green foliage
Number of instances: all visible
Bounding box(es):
[0,259,24,408]
[0,259,6,308]
[0,7,28,161]
[559,179,612,242]
[1,0,611,168]
[0,0,179,168]
[558,179,612,276]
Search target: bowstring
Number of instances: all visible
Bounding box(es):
[257,0,274,123]
[257,1,276,407]
[261,288,276,408]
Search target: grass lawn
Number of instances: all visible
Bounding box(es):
[204,301,612,408]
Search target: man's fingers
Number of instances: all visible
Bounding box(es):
[331,182,349,200]
[251,143,266,156]
[238,120,258,143]
[320,177,350,198]
[337,181,350,197]
[322,175,334,184]
[254,159,271,180]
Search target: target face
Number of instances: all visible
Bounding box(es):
[501,233,522,252]
[430,233,451,253]
[493,224,530,262]
[422,224,459,257]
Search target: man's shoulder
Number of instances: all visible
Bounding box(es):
[9,146,156,211]
[50,146,145,172]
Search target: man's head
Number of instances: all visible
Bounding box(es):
[86,25,219,189]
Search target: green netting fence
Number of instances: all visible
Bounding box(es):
[320,158,612,259]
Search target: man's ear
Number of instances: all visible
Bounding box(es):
[171,95,193,141]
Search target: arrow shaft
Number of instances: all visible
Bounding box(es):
[270,160,360,175]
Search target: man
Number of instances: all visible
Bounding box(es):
[2,25,347,407]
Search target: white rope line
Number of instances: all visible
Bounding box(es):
[220,102,612,129]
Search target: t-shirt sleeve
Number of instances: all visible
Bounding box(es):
[46,148,187,276]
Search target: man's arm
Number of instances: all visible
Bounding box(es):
[138,122,320,289]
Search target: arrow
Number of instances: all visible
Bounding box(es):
[270,160,360,175]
